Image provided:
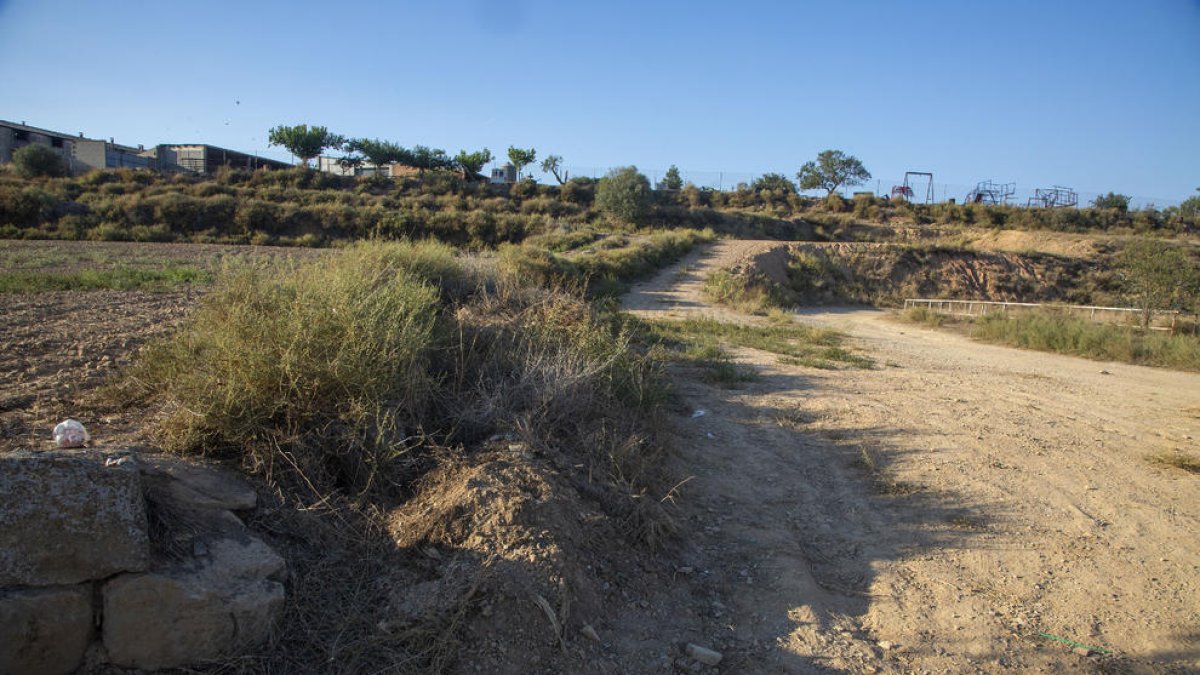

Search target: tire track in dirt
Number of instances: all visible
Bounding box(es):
[621,241,1200,673]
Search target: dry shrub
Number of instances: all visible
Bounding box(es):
[126,241,458,500]
[124,240,673,522]
[119,241,680,672]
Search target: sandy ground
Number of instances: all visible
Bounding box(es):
[618,241,1200,673]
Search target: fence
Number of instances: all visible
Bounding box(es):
[902,298,1186,332]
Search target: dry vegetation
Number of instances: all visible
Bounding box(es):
[901,306,1200,371]
[90,241,686,671]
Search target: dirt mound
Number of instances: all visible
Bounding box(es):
[388,443,620,672]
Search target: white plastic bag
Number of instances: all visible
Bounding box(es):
[53,419,90,448]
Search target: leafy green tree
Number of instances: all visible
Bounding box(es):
[267,124,345,168]
[658,165,683,190]
[409,145,452,174]
[596,166,652,225]
[1092,192,1131,212]
[454,148,493,179]
[751,172,796,193]
[1120,239,1200,326]
[796,149,870,196]
[11,144,66,178]
[348,138,412,169]
[507,146,536,180]
[540,154,566,184]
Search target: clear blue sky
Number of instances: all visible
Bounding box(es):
[1,0,1197,204]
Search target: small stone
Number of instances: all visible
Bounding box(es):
[878,640,895,650]
[685,643,723,666]
[1073,646,1094,657]
[581,624,601,642]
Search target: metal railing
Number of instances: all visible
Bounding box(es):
[902,298,1183,331]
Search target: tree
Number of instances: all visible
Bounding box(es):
[454,148,493,179]
[1120,239,1200,327]
[540,154,566,184]
[1092,192,1131,212]
[751,172,796,193]
[507,146,536,181]
[267,124,345,168]
[658,165,683,191]
[348,138,412,169]
[796,149,870,196]
[409,145,452,174]
[11,144,66,178]
[596,166,652,225]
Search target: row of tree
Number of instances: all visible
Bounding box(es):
[266,124,553,182]
[265,124,874,195]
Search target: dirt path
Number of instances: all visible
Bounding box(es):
[618,241,1200,673]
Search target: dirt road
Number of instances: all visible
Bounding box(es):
[620,241,1200,673]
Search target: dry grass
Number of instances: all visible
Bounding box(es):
[1148,451,1200,475]
[633,316,874,378]
[110,240,685,673]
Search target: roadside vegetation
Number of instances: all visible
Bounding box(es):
[499,227,715,297]
[118,240,670,503]
[902,307,1200,372]
[631,314,873,384]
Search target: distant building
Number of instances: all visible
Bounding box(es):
[152,144,290,174]
[490,163,517,184]
[0,120,288,176]
[316,156,421,179]
[0,119,152,174]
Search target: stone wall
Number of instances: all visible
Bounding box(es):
[0,450,286,674]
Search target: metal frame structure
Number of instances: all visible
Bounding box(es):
[1026,186,1078,208]
[891,171,935,203]
[965,180,1016,205]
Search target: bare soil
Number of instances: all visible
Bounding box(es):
[618,240,1200,673]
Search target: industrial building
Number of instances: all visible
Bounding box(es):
[0,120,152,173]
[151,144,290,174]
[0,119,291,176]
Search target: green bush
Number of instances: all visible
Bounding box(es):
[12,144,67,178]
[596,166,652,226]
[129,243,445,495]
[123,240,669,505]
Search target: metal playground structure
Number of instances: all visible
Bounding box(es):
[1026,186,1078,208]
[890,171,935,203]
[965,180,1016,205]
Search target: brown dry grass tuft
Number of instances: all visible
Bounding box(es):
[1148,451,1200,475]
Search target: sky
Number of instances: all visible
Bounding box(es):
[0,0,1197,205]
